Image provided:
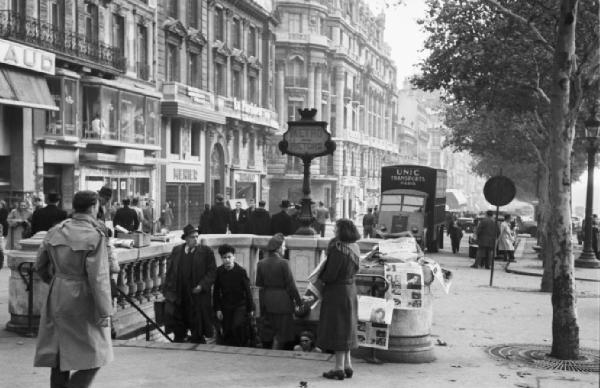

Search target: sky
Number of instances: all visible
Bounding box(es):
[375,1,429,83]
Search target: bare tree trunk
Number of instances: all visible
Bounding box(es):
[548,0,579,360]
[538,162,553,292]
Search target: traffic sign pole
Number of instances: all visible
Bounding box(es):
[490,204,500,287]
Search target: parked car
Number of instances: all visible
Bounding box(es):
[457,217,475,233]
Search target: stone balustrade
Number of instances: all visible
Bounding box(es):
[5,232,380,339]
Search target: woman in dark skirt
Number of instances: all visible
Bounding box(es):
[317,219,360,380]
[256,233,301,349]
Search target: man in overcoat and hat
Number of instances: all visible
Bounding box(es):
[209,194,230,234]
[164,224,217,343]
[271,200,293,236]
[34,190,113,387]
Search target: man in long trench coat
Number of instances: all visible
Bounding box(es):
[163,224,217,343]
[34,190,113,388]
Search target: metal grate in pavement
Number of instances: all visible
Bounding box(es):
[487,344,599,373]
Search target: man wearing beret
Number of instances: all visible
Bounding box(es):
[164,224,217,343]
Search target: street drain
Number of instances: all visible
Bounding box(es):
[487,344,599,373]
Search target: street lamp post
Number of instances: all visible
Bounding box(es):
[575,103,600,268]
[279,109,336,235]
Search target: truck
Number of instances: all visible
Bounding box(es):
[379,165,447,252]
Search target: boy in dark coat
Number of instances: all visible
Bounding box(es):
[164,224,217,343]
[213,244,254,346]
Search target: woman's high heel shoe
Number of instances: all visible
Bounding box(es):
[323,370,345,380]
[344,368,353,378]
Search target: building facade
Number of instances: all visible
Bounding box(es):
[268,0,400,218]
[0,0,159,210]
[156,0,278,229]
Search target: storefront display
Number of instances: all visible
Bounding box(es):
[82,84,159,144]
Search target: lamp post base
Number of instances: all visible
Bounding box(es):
[575,250,600,268]
[293,226,317,236]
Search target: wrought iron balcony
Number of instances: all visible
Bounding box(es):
[0,11,126,73]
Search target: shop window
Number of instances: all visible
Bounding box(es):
[82,85,118,140]
[46,77,78,137]
[120,92,144,143]
[171,119,181,155]
[191,123,201,157]
[188,51,202,88]
[214,7,224,41]
[83,84,158,145]
[103,88,119,140]
[146,98,159,145]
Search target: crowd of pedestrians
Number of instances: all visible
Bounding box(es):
[1,184,363,385]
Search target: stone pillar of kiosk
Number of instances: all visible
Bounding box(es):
[5,233,48,335]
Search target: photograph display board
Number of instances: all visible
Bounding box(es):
[384,261,424,309]
[356,296,394,350]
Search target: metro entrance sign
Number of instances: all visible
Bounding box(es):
[279,109,336,234]
[280,119,334,158]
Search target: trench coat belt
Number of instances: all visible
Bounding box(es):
[54,273,87,281]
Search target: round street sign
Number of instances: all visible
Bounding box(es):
[483,176,516,207]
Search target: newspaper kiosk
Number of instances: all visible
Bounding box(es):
[353,236,449,363]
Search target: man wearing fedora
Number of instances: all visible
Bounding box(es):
[271,200,293,236]
[163,224,217,343]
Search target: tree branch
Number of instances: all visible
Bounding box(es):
[482,0,555,54]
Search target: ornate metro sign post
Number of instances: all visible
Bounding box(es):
[279,109,336,235]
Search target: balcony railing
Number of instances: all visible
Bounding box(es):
[0,11,126,72]
[285,76,308,88]
[136,61,150,81]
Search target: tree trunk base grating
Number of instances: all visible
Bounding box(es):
[487,344,599,373]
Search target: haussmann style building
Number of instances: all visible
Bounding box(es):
[267,0,401,219]
[0,0,161,210]
[157,0,279,229]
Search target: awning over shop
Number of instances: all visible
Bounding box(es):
[0,68,58,111]
[446,189,468,209]
[162,100,226,124]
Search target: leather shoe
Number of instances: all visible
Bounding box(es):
[344,368,353,378]
[323,370,345,380]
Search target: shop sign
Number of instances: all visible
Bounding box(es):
[166,164,204,183]
[235,172,256,183]
[0,39,55,75]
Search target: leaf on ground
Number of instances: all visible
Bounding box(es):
[437,339,448,346]
[451,364,462,368]
[516,371,532,378]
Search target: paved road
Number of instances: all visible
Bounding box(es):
[0,236,598,388]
